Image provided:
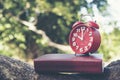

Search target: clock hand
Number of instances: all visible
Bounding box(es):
[78,36,83,40]
[77,27,86,41]
[81,29,84,40]
[80,27,85,40]
[78,30,84,41]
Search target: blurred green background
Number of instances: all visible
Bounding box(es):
[0,0,119,63]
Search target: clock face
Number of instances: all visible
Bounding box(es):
[69,25,95,54]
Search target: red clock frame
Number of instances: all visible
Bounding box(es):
[69,21,101,54]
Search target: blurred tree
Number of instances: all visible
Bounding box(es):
[99,26,120,61]
[0,0,108,59]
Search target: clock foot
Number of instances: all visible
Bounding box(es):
[34,54,103,74]
[75,53,90,56]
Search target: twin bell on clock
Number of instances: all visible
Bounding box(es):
[69,20,101,55]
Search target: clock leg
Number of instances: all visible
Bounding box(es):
[75,53,90,57]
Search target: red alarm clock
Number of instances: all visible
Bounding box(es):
[69,21,101,55]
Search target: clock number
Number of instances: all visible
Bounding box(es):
[79,48,83,52]
[72,42,76,46]
[72,37,75,42]
[89,31,92,36]
[76,46,79,50]
[73,33,78,37]
[88,42,92,47]
[89,37,93,42]
[84,46,88,51]
[77,27,86,33]
[81,27,85,31]
[77,29,80,32]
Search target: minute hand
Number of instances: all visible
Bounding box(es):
[81,29,84,40]
[80,27,85,40]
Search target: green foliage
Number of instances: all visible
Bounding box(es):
[99,27,120,61]
[0,0,108,59]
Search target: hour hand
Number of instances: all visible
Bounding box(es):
[78,36,83,41]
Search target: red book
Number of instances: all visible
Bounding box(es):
[34,54,103,74]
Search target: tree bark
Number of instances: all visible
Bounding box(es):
[0,55,120,80]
